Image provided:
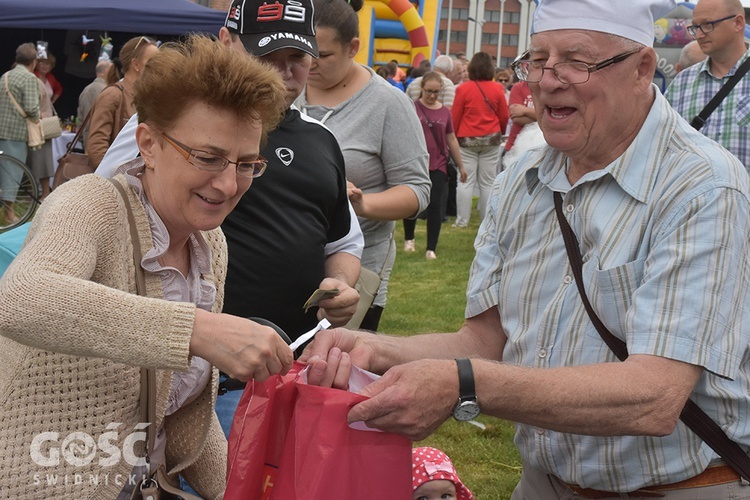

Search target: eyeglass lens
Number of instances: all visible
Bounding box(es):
[687,15,735,37]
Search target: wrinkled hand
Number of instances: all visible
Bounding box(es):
[316,277,360,327]
[190,310,293,382]
[347,359,457,441]
[347,180,365,216]
[305,347,352,389]
[299,327,374,386]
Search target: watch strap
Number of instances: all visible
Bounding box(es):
[455,358,476,401]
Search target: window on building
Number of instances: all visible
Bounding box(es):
[500,56,515,68]
[502,34,519,46]
[440,8,469,20]
[451,31,467,43]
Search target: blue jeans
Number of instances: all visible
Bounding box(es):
[178,381,243,495]
[215,385,244,438]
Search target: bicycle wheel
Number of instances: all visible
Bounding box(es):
[0,153,39,232]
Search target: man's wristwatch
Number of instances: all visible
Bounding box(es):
[452,358,480,421]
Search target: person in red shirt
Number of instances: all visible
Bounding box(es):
[504,80,536,153]
[451,52,509,228]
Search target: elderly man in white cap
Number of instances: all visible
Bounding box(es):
[301,0,750,498]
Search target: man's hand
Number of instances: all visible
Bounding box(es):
[509,104,536,125]
[316,277,359,327]
[347,359,458,441]
[299,327,376,385]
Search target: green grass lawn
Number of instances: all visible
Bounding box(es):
[380,210,522,499]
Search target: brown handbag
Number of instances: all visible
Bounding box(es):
[53,107,96,190]
[3,73,45,149]
[108,179,203,500]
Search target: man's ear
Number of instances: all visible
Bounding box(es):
[635,47,657,92]
[136,123,157,169]
[218,27,233,48]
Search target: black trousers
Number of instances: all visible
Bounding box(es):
[404,169,448,251]
[445,161,457,217]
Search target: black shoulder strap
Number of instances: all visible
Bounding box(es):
[691,57,750,131]
[552,191,750,481]
[415,100,449,159]
[474,80,497,114]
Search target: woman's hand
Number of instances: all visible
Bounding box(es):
[458,165,468,183]
[347,180,365,216]
[190,309,293,382]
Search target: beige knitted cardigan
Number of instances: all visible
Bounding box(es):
[0,174,227,499]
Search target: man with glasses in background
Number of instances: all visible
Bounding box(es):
[302,0,750,498]
[666,0,750,170]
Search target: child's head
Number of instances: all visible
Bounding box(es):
[412,447,474,500]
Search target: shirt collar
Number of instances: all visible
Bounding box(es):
[524,84,674,204]
[699,44,750,78]
[115,158,214,283]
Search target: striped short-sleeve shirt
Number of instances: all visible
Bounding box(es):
[467,88,750,492]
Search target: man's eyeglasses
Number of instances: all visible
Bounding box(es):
[511,48,642,85]
[423,89,441,95]
[686,14,737,38]
[160,132,267,179]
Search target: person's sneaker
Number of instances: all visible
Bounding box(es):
[451,222,467,228]
[404,240,416,252]
[425,250,437,260]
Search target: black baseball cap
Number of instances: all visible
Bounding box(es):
[225,0,318,58]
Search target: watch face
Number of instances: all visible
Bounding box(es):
[453,400,480,421]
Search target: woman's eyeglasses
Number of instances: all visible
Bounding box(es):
[134,36,155,52]
[160,132,267,179]
[423,89,441,95]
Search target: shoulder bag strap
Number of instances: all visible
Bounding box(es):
[552,190,750,481]
[109,178,157,475]
[474,80,497,115]
[65,105,96,155]
[4,73,29,119]
[380,236,395,280]
[691,57,750,131]
[114,83,128,141]
[415,101,449,159]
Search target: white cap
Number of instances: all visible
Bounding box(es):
[532,0,678,47]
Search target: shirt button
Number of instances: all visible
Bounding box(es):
[566,204,574,213]
[536,428,545,435]
[563,275,573,284]
[539,348,547,358]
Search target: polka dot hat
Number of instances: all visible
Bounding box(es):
[412,447,474,500]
